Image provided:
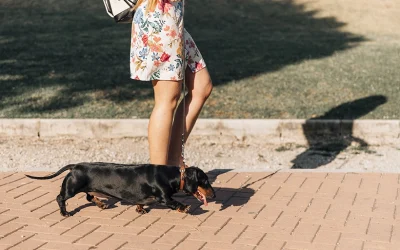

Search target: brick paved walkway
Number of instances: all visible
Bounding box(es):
[0,171,399,250]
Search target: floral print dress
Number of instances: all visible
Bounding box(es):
[130,0,206,81]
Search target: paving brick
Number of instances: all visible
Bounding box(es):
[158,217,201,227]
[312,243,337,250]
[229,216,272,227]
[0,175,27,187]
[316,180,340,197]
[62,223,100,237]
[233,228,265,246]
[312,230,341,245]
[284,175,307,188]
[5,182,39,195]
[298,178,323,193]
[95,225,142,235]
[199,214,231,228]
[32,232,80,243]
[3,208,52,220]
[216,222,247,236]
[124,215,160,228]
[256,183,280,196]
[74,231,112,246]
[7,238,47,250]
[187,231,237,243]
[257,238,286,250]
[140,223,174,237]
[111,233,157,243]
[242,173,274,190]
[38,242,91,250]
[13,190,50,205]
[336,238,364,250]
[0,223,26,238]
[0,230,34,247]
[284,241,336,250]
[51,217,87,229]
[12,217,53,228]
[377,184,398,201]
[120,243,173,250]
[111,207,141,221]
[174,239,206,250]
[83,218,129,227]
[341,174,362,190]
[39,210,65,222]
[363,241,395,250]
[286,193,314,212]
[290,223,320,240]
[202,242,255,250]
[236,202,263,216]
[324,204,351,224]
[272,214,300,230]
[20,225,66,235]
[220,174,251,189]
[372,202,396,219]
[344,213,370,232]
[0,215,18,227]
[22,193,55,209]
[303,197,331,215]
[154,230,188,245]
[367,222,392,242]
[271,187,297,203]
[95,237,128,250]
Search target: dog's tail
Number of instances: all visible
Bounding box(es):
[25,164,76,180]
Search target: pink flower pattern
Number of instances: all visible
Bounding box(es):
[130,0,206,81]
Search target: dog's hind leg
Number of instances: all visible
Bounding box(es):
[86,193,109,209]
[56,173,85,217]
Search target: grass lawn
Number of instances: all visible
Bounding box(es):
[0,0,399,119]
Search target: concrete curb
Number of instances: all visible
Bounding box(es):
[0,119,399,145]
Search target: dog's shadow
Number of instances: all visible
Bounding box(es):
[70,169,272,216]
[69,198,119,216]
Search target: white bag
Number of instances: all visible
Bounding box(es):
[103,0,138,23]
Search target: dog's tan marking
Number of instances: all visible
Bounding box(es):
[136,205,147,214]
[177,205,191,213]
[89,192,111,199]
[92,197,109,209]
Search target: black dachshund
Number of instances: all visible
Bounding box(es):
[26,162,215,217]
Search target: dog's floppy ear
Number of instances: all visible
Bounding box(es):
[184,167,198,193]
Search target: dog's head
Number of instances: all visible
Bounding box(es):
[183,167,216,206]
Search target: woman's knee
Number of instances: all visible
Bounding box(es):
[195,78,213,101]
[189,75,213,101]
[153,80,182,110]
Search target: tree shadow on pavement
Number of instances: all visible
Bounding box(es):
[291,95,388,169]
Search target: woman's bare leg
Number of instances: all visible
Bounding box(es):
[148,80,182,165]
[168,68,213,166]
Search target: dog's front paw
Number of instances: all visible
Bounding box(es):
[99,203,109,209]
[177,204,191,213]
[136,205,147,214]
[60,211,71,217]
